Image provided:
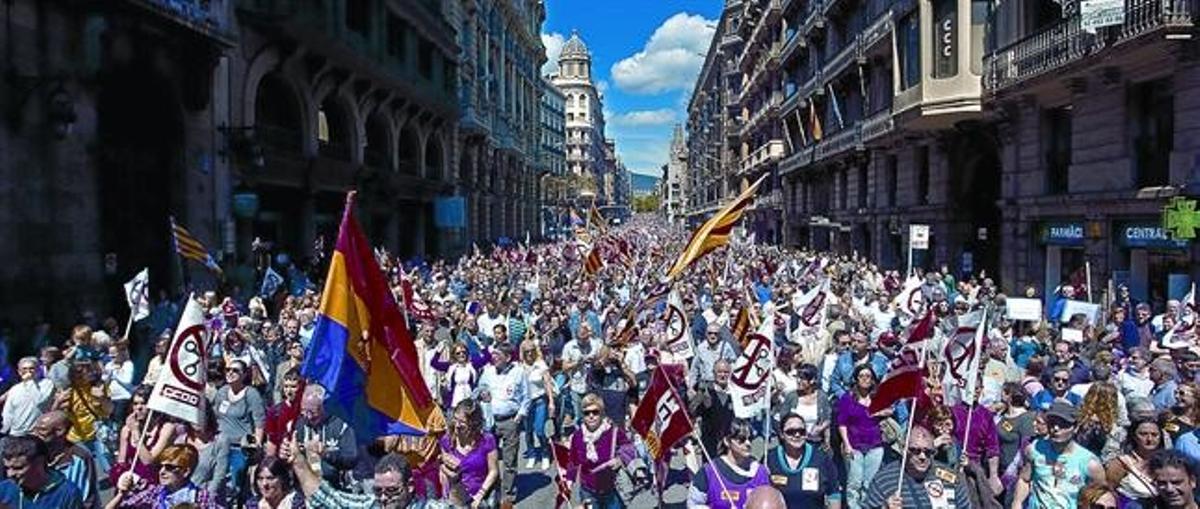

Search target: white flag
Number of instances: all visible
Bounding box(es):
[1162,283,1196,349]
[663,291,694,360]
[944,308,987,404]
[789,280,830,338]
[892,275,925,316]
[147,295,208,426]
[729,332,774,419]
[260,266,284,297]
[123,268,151,321]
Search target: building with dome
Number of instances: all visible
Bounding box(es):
[551,31,618,206]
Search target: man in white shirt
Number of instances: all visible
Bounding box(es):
[477,343,528,508]
[561,322,599,429]
[476,301,508,343]
[0,357,54,436]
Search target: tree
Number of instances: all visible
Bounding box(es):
[632,194,661,213]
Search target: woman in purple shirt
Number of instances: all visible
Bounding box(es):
[686,418,771,509]
[837,364,887,509]
[439,399,498,508]
[567,393,636,509]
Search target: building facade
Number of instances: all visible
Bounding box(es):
[685,3,740,227]
[453,0,547,246]
[552,31,615,204]
[538,76,567,236]
[985,0,1199,306]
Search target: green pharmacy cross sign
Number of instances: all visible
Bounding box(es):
[1163,196,1200,240]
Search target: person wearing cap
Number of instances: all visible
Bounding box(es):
[862,426,970,509]
[1149,358,1180,413]
[1010,401,1107,509]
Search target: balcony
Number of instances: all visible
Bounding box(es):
[757,189,784,210]
[822,36,860,81]
[128,0,236,44]
[799,2,827,38]
[780,31,807,64]
[823,0,851,17]
[741,139,787,174]
[861,109,895,143]
[985,0,1196,92]
[780,87,803,115]
[814,123,862,161]
[861,9,893,54]
[721,32,745,49]
[780,144,814,174]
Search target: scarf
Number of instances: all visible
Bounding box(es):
[581,420,611,463]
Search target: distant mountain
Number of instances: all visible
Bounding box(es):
[630,173,660,196]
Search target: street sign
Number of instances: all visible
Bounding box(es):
[910,224,930,250]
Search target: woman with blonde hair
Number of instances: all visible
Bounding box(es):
[519,338,555,470]
[1076,381,1124,461]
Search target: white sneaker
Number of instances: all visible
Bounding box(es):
[524,458,536,469]
[541,458,551,470]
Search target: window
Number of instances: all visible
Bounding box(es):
[346,0,369,36]
[971,0,991,71]
[858,164,868,208]
[897,12,921,90]
[916,146,930,205]
[932,0,957,79]
[1044,106,1072,195]
[1129,79,1174,188]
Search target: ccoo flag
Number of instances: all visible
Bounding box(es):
[147,295,208,426]
[302,192,438,438]
[667,174,766,279]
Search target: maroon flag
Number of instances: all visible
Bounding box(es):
[904,308,937,346]
[631,365,692,462]
[551,441,573,509]
[399,278,435,322]
[869,363,925,414]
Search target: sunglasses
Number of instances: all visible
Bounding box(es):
[583,408,602,416]
[728,435,752,444]
[782,428,805,437]
[907,447,935,457]
[1053,377,1069,384]
[373,485,405,498]
[160,463,185,473]
[1090,504,1117,509]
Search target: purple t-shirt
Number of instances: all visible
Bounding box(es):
[836,392,884,452]
[439,432,496,497]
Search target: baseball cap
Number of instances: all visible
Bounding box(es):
[1046,401,1078,425]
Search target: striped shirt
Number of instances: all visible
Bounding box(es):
[52,446,96,509]
[862,460,970,509]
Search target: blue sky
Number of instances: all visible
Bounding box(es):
[542,1,722,177]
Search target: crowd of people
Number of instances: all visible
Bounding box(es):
[0,215,1198,509]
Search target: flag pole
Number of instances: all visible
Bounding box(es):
[894,317,938,497]
[658,364,734,499]
[957,306,989,467]
[122,312,136,342]
[1085,260,1094,303]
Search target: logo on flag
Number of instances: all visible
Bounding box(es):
[943,309,987,400]
[729,332,773,418]
[663,291,694,359]
[259,267,284,298]
[147,295,208,426]
[631,365,692,462]
[124,268,151,322]
[892,276,925,316]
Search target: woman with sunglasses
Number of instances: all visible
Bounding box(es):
[439,398,498,508]
[567,393,635,509]
[431,341,491,411]
[111,385,183,486]
[687,418,770,509]
[1104,417,1162,509]
[787,364,831,444]
[837,364,887,509]
[108,444,218,509]
[766,413,840,509]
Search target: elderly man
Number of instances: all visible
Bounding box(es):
[863,426,970,509]
[288,439,445,509]
[478,341,529,509]
[1150,358,1180,413]
[295,384,358,489]
[1,356,55,436]
[31,410,98,509]
[688,324,738,388]
[0,435,83,509]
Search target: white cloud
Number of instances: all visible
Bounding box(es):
[596,80,609,95]
[611,13,716,95]
[610,108,678,126]
[542,32,566,76]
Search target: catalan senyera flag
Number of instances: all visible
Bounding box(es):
[584,246,604,276]
[302,192,439,438]
[667,174,767,279]
[170,216,223,276]
[809,101,824,141]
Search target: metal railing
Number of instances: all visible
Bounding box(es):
[822,35,860,80]
[800,1,827,38]
[814,122,862,161]
[861,109,895,143]
[985,0,1196,91]
[862,8,894,52]
[741,139,787,174]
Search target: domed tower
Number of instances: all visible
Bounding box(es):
[558,30,591,81]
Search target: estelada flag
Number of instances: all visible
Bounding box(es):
[302,191,438,438]
[667,174,766,279]
[631,364,692,462]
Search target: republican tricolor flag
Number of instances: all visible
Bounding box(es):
[302,192,440,438]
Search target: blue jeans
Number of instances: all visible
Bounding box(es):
[581,488,624,509]
[524,396,549,460]
[845,446,884,509]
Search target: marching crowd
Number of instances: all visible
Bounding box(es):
[0,216,1198,509]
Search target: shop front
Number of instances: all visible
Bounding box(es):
[1112,220,1192,308]
[1037,220,1087,309]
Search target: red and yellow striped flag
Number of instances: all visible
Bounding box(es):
[666,174,767,279]
[584,246,604,276]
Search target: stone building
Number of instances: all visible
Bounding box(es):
[452,0,547,246]
[986,0,1199,306]
[664,124,689,223]
[685,3,740,227]
[1,2,237,324]
[538,76,566,235]
[552,31,614,203]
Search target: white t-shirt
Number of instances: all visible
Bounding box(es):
[562,339,598,394]
[105,359,135,401]
[525,359,550,400]
[477,313,508,339]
